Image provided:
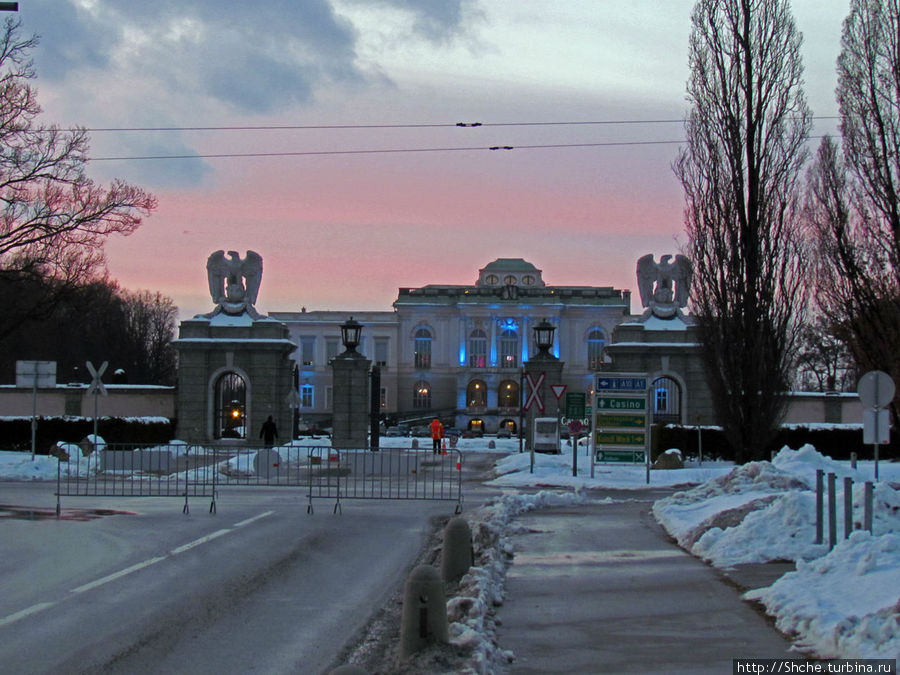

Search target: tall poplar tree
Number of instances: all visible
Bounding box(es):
[674,0,812,463]
[806,0,900,425]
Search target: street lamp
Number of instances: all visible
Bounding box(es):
[340,317,362,353]
[533,319,556,357]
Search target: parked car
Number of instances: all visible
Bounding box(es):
[410,425,431,438]
[496,428,512,439]
[385,426,409,437]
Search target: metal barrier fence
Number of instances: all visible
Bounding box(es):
[54,443,463,516]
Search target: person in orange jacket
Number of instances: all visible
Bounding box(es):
[429,418,444,454]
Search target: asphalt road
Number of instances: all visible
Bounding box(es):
[0,481,453,674]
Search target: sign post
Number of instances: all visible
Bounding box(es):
[857,370,895,481]
[594,373,650,483]
[16,361,56,459]
[86,361,109,443]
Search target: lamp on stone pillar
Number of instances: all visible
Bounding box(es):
[340,317,362,353]
[331,317,371,449]
[533,319,556,357]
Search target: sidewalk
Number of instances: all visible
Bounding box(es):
[495,498,795,674]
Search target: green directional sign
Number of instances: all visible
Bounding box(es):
[595,413,645,428]
[595,431,646,446]
[596,396,646,411]
[596,449,646,463]
[565,392,587,419]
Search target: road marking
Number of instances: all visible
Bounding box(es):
[233,511,274,528]
[170,528,232,555]
[71,556,167,594]
[2,512,275,628]
[0,602,55,628]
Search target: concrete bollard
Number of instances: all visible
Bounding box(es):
[441,516,474,583]
[411,438,419,450]
[399,565,448,659]
[328,666,368,675]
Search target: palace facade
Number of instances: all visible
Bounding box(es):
[270,258,639,433]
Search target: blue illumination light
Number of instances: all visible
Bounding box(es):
[459,343,466,366]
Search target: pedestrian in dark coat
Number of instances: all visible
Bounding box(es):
[260,415,278,447]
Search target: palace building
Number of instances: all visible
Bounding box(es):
[270,258,661,434]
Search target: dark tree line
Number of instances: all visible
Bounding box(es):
[0,277,177,386]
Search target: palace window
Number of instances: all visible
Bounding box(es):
[414,380,431,409]
[300,337,315,366]
[499,380,519,408]
[414,328,432,369]
[375,338,389,367]
[498,329,518,368]
[468,329,487,368]
[467,379,487,408]
[300,384,314,408]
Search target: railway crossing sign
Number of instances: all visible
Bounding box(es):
[524,371,545,412]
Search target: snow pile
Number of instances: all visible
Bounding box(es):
[446,490,593,674]
[746,531,900,658]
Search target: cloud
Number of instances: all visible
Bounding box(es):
[25,0,365,113]
[358,0,475,42]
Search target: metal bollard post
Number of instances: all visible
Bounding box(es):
[828,472,837,550]
[864,481,874,534]
[815,469,824,544]
[843,476,853,540]
[399,565,448,659]
[441,517,474,583]
[850,452,857,470]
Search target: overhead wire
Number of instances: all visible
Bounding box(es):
[82,116,841,162]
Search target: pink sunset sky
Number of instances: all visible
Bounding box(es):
[20,0,846,319]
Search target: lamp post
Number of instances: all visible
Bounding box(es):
[523,318,565,471]
[532,319,556,358]
[331,317,371,449]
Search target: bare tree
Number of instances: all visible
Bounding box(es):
[807,0,900,422]
[0,18,156,338]
[674,0,812,463]
[120,289,178,385]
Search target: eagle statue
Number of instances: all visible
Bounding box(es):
[636,253,692,319]
[205,250,263,317]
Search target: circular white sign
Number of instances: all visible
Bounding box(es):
[857,370,896,409]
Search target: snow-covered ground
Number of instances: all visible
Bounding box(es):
[2,437,899,667]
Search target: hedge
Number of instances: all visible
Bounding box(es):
[0,416,176,452]
[654,424,898,463]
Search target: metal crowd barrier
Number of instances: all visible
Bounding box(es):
[54,443,464,517]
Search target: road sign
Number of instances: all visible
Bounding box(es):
[596,448,646,463]
[86,361,109,396]
[864,408,891,445]
[595,376,647,391]
[565,392,586,419]
[15,360,56,388]
[596,396,646,411]
[595,431,646,446]
[858,370,895,409]
[595,413,645,428]
[524,371,545,412]
[550,384,567,401]
[568,419,584,435]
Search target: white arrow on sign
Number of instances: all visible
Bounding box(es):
[86,360,108,396]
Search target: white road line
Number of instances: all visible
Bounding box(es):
[233,511,274,528]
[0,602,55,628]
[170,528,233,555]
[71,556,167,594]
[2,512,275,628]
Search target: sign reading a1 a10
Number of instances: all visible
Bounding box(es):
[596,396,646,411]
[595,376,647,391]
[565,392,587,419]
